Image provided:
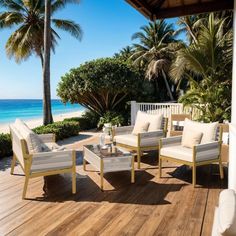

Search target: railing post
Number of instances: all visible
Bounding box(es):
[131,101,137,125]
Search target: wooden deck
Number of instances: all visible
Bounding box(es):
[0,135,227,236]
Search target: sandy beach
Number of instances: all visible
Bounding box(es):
[0,111,84,134]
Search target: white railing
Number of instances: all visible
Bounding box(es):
[130,101,202,125]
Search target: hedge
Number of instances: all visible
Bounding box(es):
[0,120,80,158]
[0,133,12,158]
[33,120,80,141]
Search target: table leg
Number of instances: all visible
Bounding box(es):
[100,159,104,191]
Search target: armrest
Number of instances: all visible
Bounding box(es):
[32,150,75,161]
[113,126,134,136]
[139,130,164,139]
[38,133,56,143]
[160,136,182,148]
[194,141,221,162]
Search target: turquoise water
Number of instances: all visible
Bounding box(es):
[0,99,84,124]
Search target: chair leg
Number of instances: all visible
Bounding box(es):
[192,165,196,187]
[72,170,76,194]
[159,156,162,178]
[83,158,86,171]
[219,159,224,179]
[10,154,16,175]
[131,156,135,183]
[22,175,29,199]
[137,148,141,169]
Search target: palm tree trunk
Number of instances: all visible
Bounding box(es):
[43,0,53,125]
[39,53,44,67]
[161,70,174,101]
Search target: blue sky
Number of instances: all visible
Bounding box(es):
[0,0,180,99]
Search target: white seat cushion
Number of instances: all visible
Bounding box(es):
[135,111,163,132]
[160,145,193,162]
[183,118,218,144]
[42,142,62,152]
[115,134,161,147]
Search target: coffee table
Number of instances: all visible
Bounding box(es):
[83,144,135,190]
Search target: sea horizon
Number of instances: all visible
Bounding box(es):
[0,99,84,124]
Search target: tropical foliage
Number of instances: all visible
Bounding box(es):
[0,0,82,64]
[131,20,181,101]
[171,13,232,122]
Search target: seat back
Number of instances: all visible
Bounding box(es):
[10,124,29,171]
[170,114,191,137]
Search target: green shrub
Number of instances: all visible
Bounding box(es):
[65,110,99,130]
[33,120,80,141]
[0,133,12,158]
[57,58,144,116]
[97,111,125,129]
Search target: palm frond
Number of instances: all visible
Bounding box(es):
[0,12,24,28]
[51,0,80,13]
[52,19,83,40]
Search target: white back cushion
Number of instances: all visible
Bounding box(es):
[135,111,163,131]
[15,119,43,153]
[183,118,218,144]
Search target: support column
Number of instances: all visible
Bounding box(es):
[228,0,236,190]
[131,101,137,125]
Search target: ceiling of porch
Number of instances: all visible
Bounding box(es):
[125,0,234,20]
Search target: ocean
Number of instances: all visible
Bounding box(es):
[0,99,84,124]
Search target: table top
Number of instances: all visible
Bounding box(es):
[83,144,132,159]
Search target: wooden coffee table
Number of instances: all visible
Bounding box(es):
[83,144,135,190]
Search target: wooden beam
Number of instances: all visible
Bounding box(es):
[154,0,166,10]
[153,1,234,19]
[125,0,153,19]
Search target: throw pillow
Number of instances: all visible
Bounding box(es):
[132,121,150,135]
[181,129,203,148]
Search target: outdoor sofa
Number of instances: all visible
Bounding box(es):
[10,119,76,199]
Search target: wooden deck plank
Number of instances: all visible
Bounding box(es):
[0,151,227,236]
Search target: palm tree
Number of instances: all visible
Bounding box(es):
[131,20,180,101]
[176,15,204,44]
[114,46,134,61]
[171,13,232,121]
[0,0,82,124]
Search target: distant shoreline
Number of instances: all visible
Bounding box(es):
[0,110,84,134]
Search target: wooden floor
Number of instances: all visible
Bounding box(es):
[0,147,227,236]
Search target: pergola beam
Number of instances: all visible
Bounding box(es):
[153,1,234,19]
[126,0,234,20]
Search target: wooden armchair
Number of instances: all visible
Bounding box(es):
[113,111,168,169]
[159,119,223,187]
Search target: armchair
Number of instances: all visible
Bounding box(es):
[113,114,168,169]
[159,122,223,187]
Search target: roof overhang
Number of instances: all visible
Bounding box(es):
[126,0,234,20]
